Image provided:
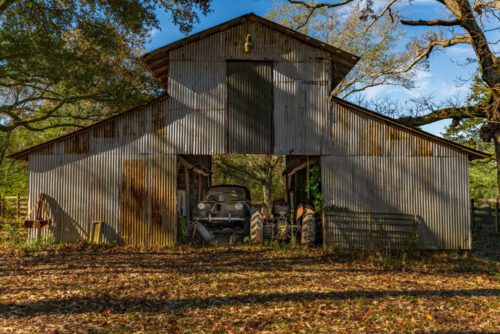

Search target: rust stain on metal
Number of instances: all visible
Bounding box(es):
[387,127,402,140]
[152,106,165,135]
[93,122,116,138]
[413,138,433,156]
[120,160,146,245]
[64,133,89,154]
[359,123,382,156]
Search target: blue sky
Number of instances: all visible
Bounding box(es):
[145,0,498,137]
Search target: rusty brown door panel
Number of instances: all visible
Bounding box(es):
[227,61,273,153]
[120,160,147,245]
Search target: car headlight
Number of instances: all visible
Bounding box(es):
[197,203,206,210]
[235,202,244,210]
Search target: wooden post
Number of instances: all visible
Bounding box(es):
[1,195,5,220]
[16,194,20,222]
[367,212,372,250]
[184,165,190,221]
[322,211,327,251]
[470,199,475,229]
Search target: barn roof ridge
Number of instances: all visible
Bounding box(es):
[331,96,489,160]
[142,12,360,88]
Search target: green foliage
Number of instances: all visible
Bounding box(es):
[0,0,212,195]
[24,233,57,251]
[0,222,59,251]
[323,205,351,212]
[177,214,189,244]
[212,155,285,205]
[443,76,496,199]
[306,164,323,212]
[0,223,24,247]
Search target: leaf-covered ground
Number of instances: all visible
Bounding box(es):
[0,241,498,333]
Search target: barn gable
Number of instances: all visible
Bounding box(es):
[143,13,358,89]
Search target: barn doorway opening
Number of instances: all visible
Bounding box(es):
[176,154,321,245]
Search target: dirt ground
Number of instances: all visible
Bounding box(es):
[0,235,498,333]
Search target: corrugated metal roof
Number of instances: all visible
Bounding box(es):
[10,93,489,160]
[142,13,360,89]
[9,94,169,160]
[331,97,489,160]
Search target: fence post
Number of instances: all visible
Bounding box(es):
[16,194,20,222]
[470,199,475,229]
[368,212,372,250]
[1,195,4,220]
[321,212,327,251]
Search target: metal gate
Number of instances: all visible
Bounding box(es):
[323,211,419,251]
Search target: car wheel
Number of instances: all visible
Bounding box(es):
[250,210,264,244]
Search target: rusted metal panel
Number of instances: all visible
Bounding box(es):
[321,154,471,250]
[166,21,331,155]
[28,153,177,246]
[325,101,465,158]
[227,61,273,153]
[120,160,147,245]
[64,133,89,154]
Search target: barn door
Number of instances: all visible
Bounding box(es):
[120,160,147,245]
[227,61,273,153]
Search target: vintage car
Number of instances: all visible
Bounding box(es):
[192,185,252,243]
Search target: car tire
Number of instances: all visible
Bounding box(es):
[301,208,315,246]
[250,210,264,244]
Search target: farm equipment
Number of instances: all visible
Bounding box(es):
[250,200,317,246]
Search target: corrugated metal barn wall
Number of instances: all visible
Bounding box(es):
[166,21,331,155]
[28,97,178,246]
[321,101,471,250]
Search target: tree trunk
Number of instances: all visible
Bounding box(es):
[494,128,500,197]
[0,131,12,169]
[262,184,272,209]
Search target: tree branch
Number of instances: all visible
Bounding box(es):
[473,0,499,11]
[400,19,461,26]
[287,0,354,9]
[398,105,487,126]
[0,0,15,15]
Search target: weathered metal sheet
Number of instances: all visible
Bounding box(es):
[321,155,470,250]
[227,61,273,153]
[324,101,466,158]
[167,21,331,155]
[28,153,177,246]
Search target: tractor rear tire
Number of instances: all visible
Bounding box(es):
[250,210,264,244]
[301,209,316,246]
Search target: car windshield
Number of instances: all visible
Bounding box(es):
[206,187,248,202]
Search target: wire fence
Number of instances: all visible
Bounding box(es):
[471,198,499,234]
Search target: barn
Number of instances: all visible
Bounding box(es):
[10,13,487,249]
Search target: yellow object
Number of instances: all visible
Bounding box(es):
[244,34,253,53]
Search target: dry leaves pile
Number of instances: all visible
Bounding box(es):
[0,243,498,333]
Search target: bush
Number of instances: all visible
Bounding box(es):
[177,215,189,244]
